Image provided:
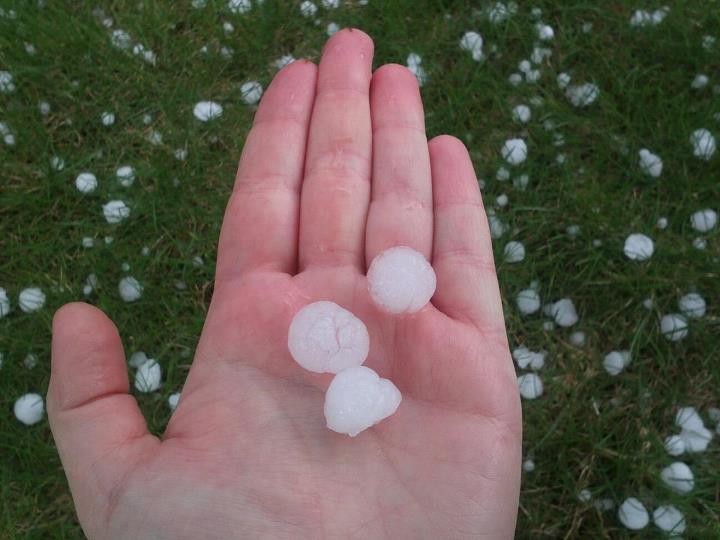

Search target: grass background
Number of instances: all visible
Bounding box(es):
[1,0,719,537]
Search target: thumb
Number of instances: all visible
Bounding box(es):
[47,302,158,535]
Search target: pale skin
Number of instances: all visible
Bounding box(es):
[48,30,521,539]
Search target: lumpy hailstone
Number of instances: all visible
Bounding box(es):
[690,208,717,232]
[103,200,130,224]
[516,288,540,314]
[116,166,135,187]
[193,100,223,122]
[19,287,45,312]
[660,462,694,494]
[459,31,484,61]
[618,498,649,530]
[501,138,527,165]
[367,247,436,314]
[135,359,161,393]
[14,393,44,425]
[653,505,686,535]
[513,347,545,370]
[623,233,654,261]
[518,373,543,399]
[119,276,143,302]
[689,128,716,160]
[504,241,525,263]
[603,350,631,376]
[638,149,663,177]
[75,172,97,193]
[288,301,369,373]
[240,81,263,105]
[660,313,688,342]
[324,366,402,437]
[565,83,599,108]
[228,0,250,14]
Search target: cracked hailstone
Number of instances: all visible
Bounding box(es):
[0,287,10,317]
[516,288,540,315]
[660,313,688,342]
[618,498,649,530]
[660,462,694,494]
[548,298,578,327]
[116,166,135,187]
[367,246,436,314]
[504,241,525,263]
[690,209,717,232]
[101,111,115,126]
[512,347,545,370]
[638,149,662,177]
[664,434,685,456]
[119,276,143,302]
[19,287,45,312]
[679,292,706,318]
[518,373,543,400]
[240,81,263,105]
[690,129,716,160]
[459,31,484,61]
[14,393,44,425]
[653,505,686,536]
[603,350,631,376]
[103,200,130,224]
[501,138,527,165]
[193,101,223,122]
[324,366,401,437]
[623,233,654,261]
[288,301,369,373]
[135,359,161,393]
[75,172,98,194]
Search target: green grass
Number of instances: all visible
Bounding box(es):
[1,0,719,537]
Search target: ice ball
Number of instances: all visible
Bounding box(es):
[623,233,654,261]
[518,373,543,399]
[19,287,45,313]
[75,172,97,193]
[660,462,694,494]
[660,313,688,341]
[367,246,436,315]
[618,497,649,530]
[14,393,44,425]
[135,359,161,393]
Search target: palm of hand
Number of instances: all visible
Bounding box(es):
[48,30,521,540]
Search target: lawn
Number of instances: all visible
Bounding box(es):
[1,0,719,538]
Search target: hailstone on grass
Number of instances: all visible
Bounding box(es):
[512,104,531,123]
[129,351,149,369]
[103,200,130,224]
[406,53,427,86]
[660,462,694,494]
[228,0,251,14]
[459,31,484,61]
[50,156,65,171]
[691,74,709,89]
[501,138,527,165]
[299,1,317,16]
[326,22,340,36]
[689,128,716,160]
[135,359,161,393]
[664,435,686,456]
[513,347,545,370]
[116,166,135,187]
[0,287,10,317]
[638,149,663,177]
[603,350,631,376]
[324,366,402,437]
[623,233,654,261]
[119,276,143,302]
[75,172,97,193]
[679,292,706,319]
[168,392,181,411]
[660,313,688,341]
[536,23,554,41]
[14,393,44,425]
[548,298,579,327]
[516,288,541,314]
[504,241,525,263]
[193,101,223,122]
[618,497,649,530]
[690,209,717,232]
[653,505,686,536]
[522,459,535,472]
[288,301,370,373]
[273,54,295,69]
[110,29,131,49]
[0,70,16,93]
[518,373,543,399]
[240,81,263,105]
[367,246,436,314]
[569,331,586,347]
[101,111,115,126]
[565,83,599,108]
[19,287,45,313]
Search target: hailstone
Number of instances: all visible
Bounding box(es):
[18,287,45,312]
[14,393,44,425]
[367,246,436,314]
[660,462,694,494]
[135,359,161,393]
[618,497,649,530]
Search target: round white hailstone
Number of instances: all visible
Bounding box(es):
[690,128,716,160]
[115,165,135,187]
[522,459,535,472]
[326,22,340,36]
[536,23,554,40]
[664,434,686,456]
[525,70,541,83]
[407,62,427,86]
[406,52,422,68]
[617,498,649,530]
[24,353,38,369]
[551,298,579,327]
[690,208,717,232]
[135,359,161,393]
[459,31,484,61]
[129,351,149,369]
[681,425,713,453]
[566,83,599,107]
[518,60,531,73]
[50,156,65,171]
[75,172,97,194]
[227,0,250,13]
[556,153,567,164]
[504,241,525,263]
[512,104,531,124]
[105,236,114,244]
[623,233,654,261]
[513,174,529,190]
[322,0,339,7]
[501,138,527,165]
[118,277,143,302]
[678,292,706,319]
[660,313,688,342]
[691,74,709,89]
[660,462,694,494]
[656,217,668,229]
[174,148,188,161]
[565,224,580,238]
[488,214,507,239]
[240,81,263,105]
[569,331,586,347]
[141,246,150,256]
[0,70,15,93]
[142,113,153,125]
[594,499,614,512]
[638,149,663,177]
[603,350,631,376]
[496,166,510,181]
[577,489,592,503]
[367,246,436,314]
[324,365,402,437]
[707,406,720,424]
[582,22,594,33]
[100,112,115,126]
[692,237,706,250]
[516,289,540,315]
[653,505,686,536]
[557,72,571,89]
[83,284,92,296]
[18,287,45,313]
[288,301,370,373]
[508,73,523,86]
[38,101,50,115]
[496,193,509,207]
[103,200,130,224]
[642,298,654,310]
[299,1,317,16]
[518,373,543,400]
[168,392,181,411]
[193,100,223,122]
[14,393,44,425]
[223,21,234,33]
